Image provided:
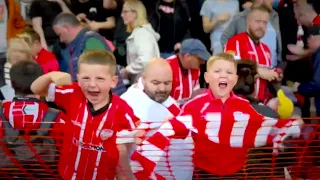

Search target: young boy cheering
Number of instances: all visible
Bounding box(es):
[31,50,138,180]
[134,53,303,179]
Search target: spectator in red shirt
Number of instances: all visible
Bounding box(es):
[31,50,139,180]
[224,5,282,103]
[0,60,65,179]
[167,38,210,105]
[134,53,304,179]
[17,30,60,74]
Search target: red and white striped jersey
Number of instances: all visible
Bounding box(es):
[132,90,302,176]
[46,83,139,180]
[224,32,272,102]
[167,55,200,104]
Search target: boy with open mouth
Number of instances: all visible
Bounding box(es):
[31,50,139,180]
[135,53,304,179]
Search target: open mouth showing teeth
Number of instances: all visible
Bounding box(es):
[88,91,100,96]
[218,82,227,89]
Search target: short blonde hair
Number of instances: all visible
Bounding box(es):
[207,53,238,71]
[124,0,148,33]
[7,37,32,63]
[78,50,117,75]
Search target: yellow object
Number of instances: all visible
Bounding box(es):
[277,89,294,119]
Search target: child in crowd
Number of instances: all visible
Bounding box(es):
[17,30,59,74]
[134,53,304,179]
[0,61,65,179]
[31,50,138,180]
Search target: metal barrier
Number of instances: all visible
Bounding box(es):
[0,120,320,179]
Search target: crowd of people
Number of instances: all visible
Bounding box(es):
[0,0,320,179]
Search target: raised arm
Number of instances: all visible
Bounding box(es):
[30,72,72,96]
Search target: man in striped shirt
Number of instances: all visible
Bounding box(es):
[167,38,211,106]
[224,4,281,103]
[31,50,139,180]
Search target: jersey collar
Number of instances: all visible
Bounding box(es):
[87,91,112,117]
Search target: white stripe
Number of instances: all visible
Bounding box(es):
[8,102,14,128]
[230,120,249,147]
[178,66,183,100]
[162,97,175,108]
[236,40,241,57]
[125,113,136,128]
[205,113,221,143]
[71,107,88,180]
[140,141,166,162]
[188,70,192,98]
[95,104,112,137]
[92,150,103,180]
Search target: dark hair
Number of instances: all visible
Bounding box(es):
[233,60,257,96]
[53,12,81,27]
[10,61,44,96]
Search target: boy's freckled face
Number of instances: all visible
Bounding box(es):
[77,64,118,106]
[205,59,238,99]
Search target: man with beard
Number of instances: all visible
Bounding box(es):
[225,4,281,103]
[121,58,194,180]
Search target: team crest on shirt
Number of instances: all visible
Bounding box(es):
[100,129,114,140]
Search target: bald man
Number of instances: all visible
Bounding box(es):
[120,58,194,180]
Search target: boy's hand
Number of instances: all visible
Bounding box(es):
[49,72,72,86]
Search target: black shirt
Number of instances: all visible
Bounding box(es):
[29,0,62,46]
[71,0,115,40]
[158,1,175,53]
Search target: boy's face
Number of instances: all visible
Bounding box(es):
[204,59,238,99]
[77,64,118,107]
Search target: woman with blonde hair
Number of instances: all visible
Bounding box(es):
[120,0,160,83]
[0,37,33,101]
[5,37,33,86]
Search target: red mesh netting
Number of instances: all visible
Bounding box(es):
[1,119,320,179]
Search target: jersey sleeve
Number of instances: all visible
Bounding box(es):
[219,103,301,149]
[46,83,76,112]
[224,36,241,60]
[115,103,140,144]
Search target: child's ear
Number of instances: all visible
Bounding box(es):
[111,75,118,89]
[204,72,210,84]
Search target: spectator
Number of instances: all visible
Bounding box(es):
[0,60,65,179]
[200,0,239,54]
[287,3,320,59]
[5,38,32,86]
[224,5,281,103]
[0,37,33,101]
[167,38,210,105]
[31,50,138,180]
[53,13,126,95]
[29,0,71,50]
[148,0,191,59]
[71,0,116,40]
[122,58,193,180]
[120,0,160,84]
[0,0,26,87]
[292,34,320,116]
[222,0,283,68]
[17,30,60,74]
